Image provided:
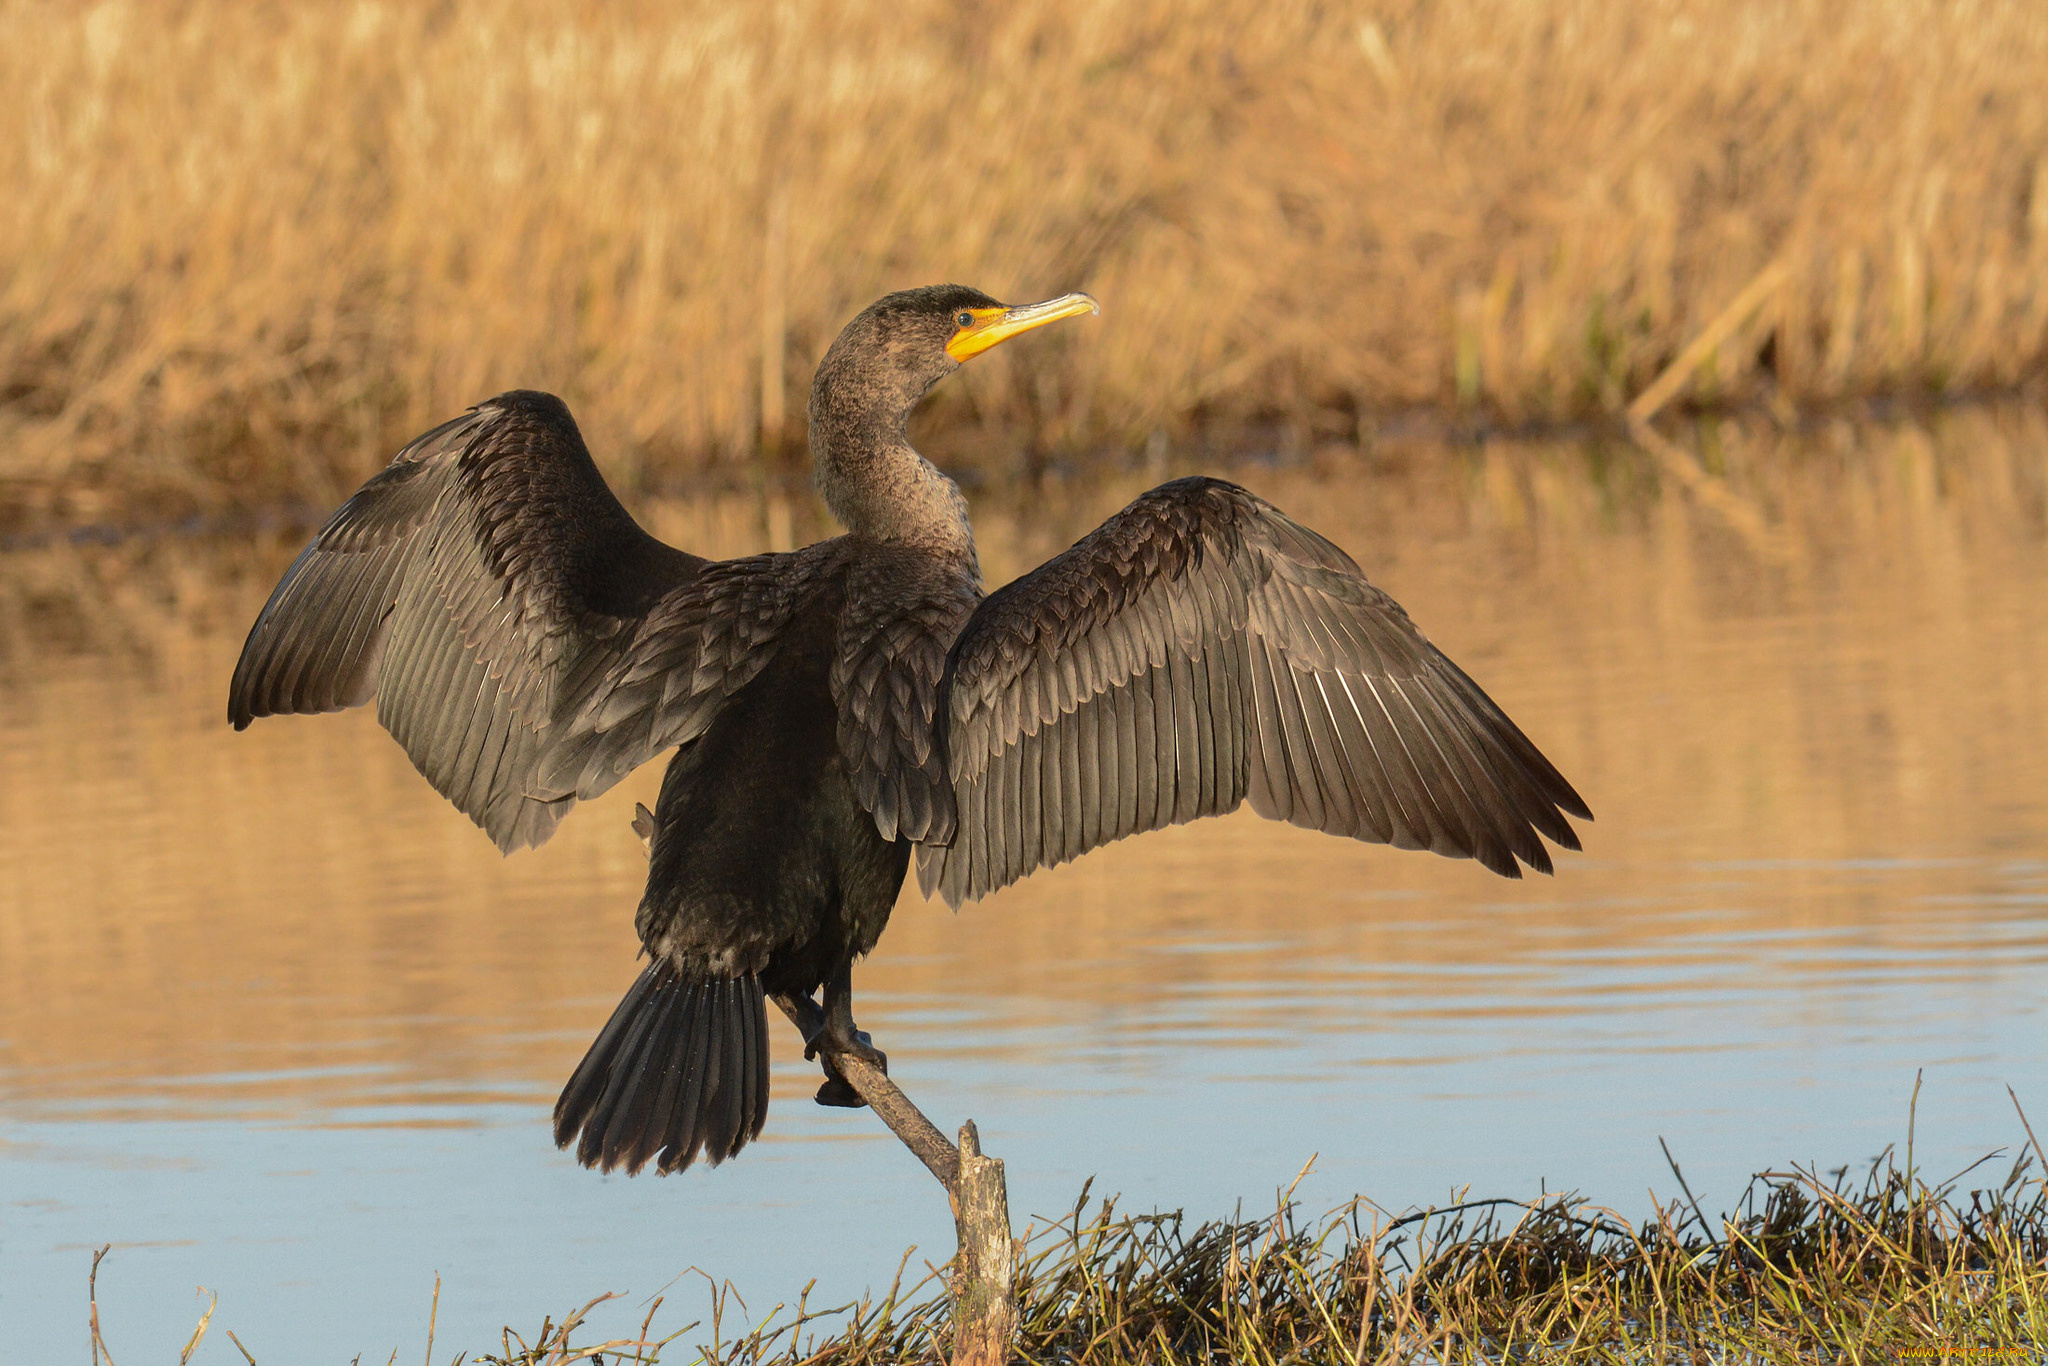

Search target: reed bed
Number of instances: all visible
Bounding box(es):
[4,0,2047,529]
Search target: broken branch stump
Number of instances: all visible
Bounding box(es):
[948,1121,1018,1366]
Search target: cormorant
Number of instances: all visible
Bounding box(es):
[228,285,1590,1176]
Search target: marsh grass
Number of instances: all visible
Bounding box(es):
[128,1126,2047,1364]
[6,0,2048,529]
[512,1142,2048,1364]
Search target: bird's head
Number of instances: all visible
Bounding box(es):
[812,284,1100,424]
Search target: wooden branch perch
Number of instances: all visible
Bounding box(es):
[770,994,1019,1366]
[771,994,960,1188]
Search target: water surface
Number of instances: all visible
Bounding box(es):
[4,409,2047,1358]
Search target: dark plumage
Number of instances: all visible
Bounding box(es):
[228,283,1591,1175]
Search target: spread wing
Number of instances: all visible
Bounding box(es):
[228,390,807,851]
[919,477,1591,906]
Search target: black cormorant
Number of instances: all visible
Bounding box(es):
[228,285,1590,1176]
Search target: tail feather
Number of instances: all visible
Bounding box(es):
[553,963,770,1175]
[594,978,681,1170]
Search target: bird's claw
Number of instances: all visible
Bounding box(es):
[841,1029,887,1072]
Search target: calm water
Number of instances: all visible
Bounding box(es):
[4,410,2048,1359]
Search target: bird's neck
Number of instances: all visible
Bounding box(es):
[809,389,976,556]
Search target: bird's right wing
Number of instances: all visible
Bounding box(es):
[919,477,1590,906]
[228,390,808,850]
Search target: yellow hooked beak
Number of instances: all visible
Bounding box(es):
[945,292,1100,363]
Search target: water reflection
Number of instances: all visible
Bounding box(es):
[3,407,2047,1356]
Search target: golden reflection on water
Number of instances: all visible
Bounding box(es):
[4,406,2048,1121]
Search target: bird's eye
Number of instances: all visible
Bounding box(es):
[956,312,975,328]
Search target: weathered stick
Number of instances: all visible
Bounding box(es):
[769,994,1018,1366]
[771,993,960,1188]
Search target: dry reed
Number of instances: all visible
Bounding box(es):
[4,0,2047,528]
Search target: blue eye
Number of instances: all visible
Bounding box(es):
[956,312,974,327]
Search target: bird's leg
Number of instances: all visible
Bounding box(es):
[773,983,886,1108]
[774,990,829,1053]
[819,961,888,1070]
[797,964,886,1109]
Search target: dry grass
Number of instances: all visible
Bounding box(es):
[508,1130,2048,1363]
[115,1127,2045,1363]
[538,1141,2048,1363]
[4,0,2047,528]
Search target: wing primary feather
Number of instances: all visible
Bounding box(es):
[1110,680,1140,842]
[1354,671,1455,852]
[1076,685,1105,853]
[1056,692,1083,863]
[1447,674,1593,825]
[442,661,501,813]
[1130,661,1161,830]
[976,759,1000,900]
[1336,662,1432,850]
[1167,645,1199,824]
[1037,718,1061,868]
[327,551,407,707]
[1245,634,1292,821]
[985,750,1008,896]
[1372,673,1476,859]
[1434,677,1583,851]
[1383,675,1504,870]
[1189,649,1218,817]
[1434,656,1592,819]
[1019,704,1048,876]
[267,583,336,716]
[1325,673,1398,845]
[266,564,347,714]
[1400,677,1543,875]
[1267,649,1329,831]
[1300,672,1364,837]
[279,581,348,715]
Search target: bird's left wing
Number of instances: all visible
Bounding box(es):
[918,477,1590,907]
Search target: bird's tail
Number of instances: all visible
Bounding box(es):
[552,961,770,1175]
